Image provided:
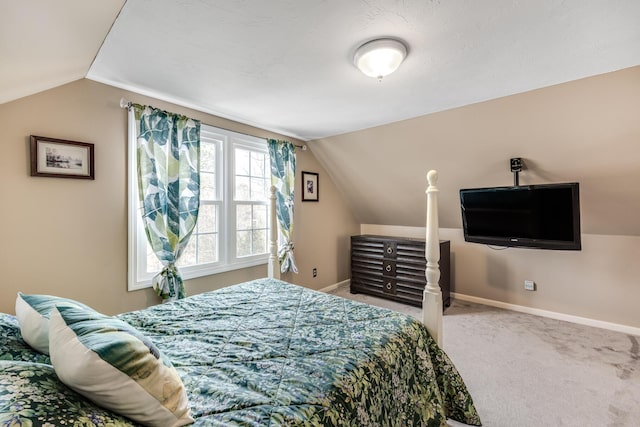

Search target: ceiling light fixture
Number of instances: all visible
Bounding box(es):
[353,38,408,80]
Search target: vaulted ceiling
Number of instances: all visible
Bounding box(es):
[3,1,640,141]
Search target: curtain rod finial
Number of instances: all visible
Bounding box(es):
[120,98,131,109]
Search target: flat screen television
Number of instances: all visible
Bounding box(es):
[459,183,581,250]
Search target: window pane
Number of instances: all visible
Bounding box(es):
[236,230,251,257]
[254,205,267,228]
[198,234,218,263]
[201,141,216,172]
[235,149,250,175]
[237,205,252,230]
[198,204,216,233]
[252,229,267,254]
[235,176,250,200]
[201,172,216,200]
[250,177,267,201]
[250,151,266,176]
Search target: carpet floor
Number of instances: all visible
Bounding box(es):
[328,284,640,427]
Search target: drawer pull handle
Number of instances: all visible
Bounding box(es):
[385,282,392,290]
[386,247,394,254]
[385,265,392,272]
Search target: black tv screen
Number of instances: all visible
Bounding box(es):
[460,183,581,250]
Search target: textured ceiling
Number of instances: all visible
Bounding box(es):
[87,0,640,140]
[2,1,640,142]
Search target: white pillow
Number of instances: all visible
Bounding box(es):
[14,292,94,354]
[49,305,193,427]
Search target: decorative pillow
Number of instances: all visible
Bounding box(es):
[49,305,193,427]
[0,313,51,364]
[0,360,136,426]
[15,292,95,354]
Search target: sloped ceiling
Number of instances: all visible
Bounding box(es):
[0,0,125,104]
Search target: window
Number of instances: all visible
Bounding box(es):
[234,147,270,257]
[128,119,269,291]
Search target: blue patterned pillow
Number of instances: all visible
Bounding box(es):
[0,313,51,364]
[49,305,193,427]
[0,360,136,426]
[15,292,95,354]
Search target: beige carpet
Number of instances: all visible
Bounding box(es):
[328,284,640,427]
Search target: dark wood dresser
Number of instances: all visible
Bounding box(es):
[350,235,451,309]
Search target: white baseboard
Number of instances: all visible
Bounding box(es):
[452,292,640,337]
[318,282,640,336]
[318,280,349,293]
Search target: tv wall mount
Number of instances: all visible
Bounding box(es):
[510,157,523,186]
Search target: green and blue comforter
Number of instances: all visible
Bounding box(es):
[1,278,480,426]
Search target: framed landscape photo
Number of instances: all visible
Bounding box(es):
[30,135,95,179]
[301,171,319,202]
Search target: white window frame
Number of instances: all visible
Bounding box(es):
[127,112,269,291]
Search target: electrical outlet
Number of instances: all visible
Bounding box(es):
[524,280,535,291]
[312,268,317,278]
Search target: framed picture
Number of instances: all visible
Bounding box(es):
[302,171,319,202]
[30,135,95,179]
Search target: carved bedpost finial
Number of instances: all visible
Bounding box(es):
[427,169,438,187]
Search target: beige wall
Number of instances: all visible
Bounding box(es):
[281,152,360,288]
[0,78,358,315]
[310,67,640,329]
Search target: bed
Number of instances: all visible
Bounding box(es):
[0,171,481,426]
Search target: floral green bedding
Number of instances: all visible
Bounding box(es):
[0,360,137,426]
[0,314,138,426]
[0,278,480,426]
[0,314,51,364]
[120,278,480,426]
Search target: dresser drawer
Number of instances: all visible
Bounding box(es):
[382,260,396,276]
[351,272,425,305]
[383,241,397,258]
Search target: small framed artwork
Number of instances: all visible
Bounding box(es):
[302,171,319,202]
[30,135,95,180]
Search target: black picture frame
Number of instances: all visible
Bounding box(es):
[301,171,319,202]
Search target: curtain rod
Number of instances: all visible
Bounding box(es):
[119,98,307,150]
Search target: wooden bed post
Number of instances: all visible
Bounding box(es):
[423,170,443,346]
[268,186,280,279]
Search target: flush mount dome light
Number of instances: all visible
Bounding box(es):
[354,38,408,80]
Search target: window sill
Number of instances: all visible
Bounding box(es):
[129,256,268,291]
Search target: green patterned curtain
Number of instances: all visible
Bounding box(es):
[268,139,298,273]
[133,104,201,301]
